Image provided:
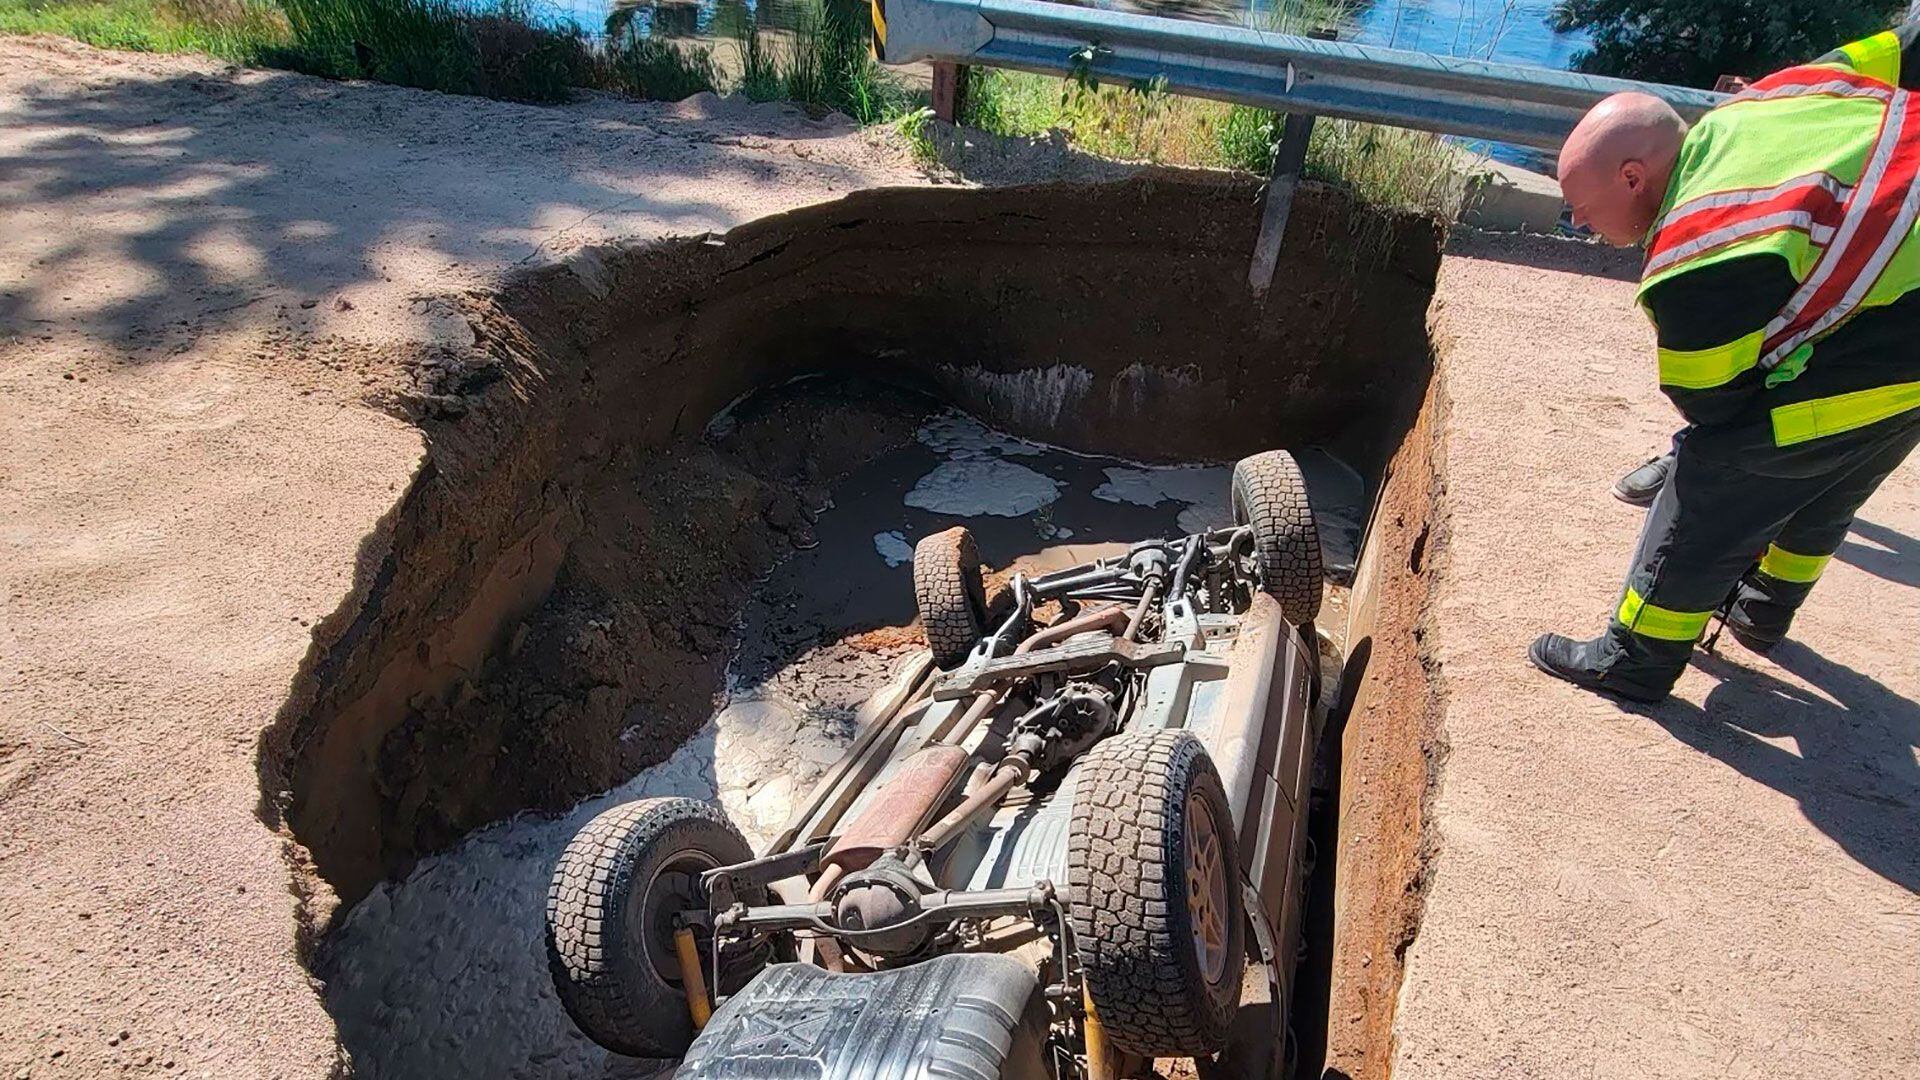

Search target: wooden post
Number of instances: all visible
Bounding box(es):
[1247,109,1317,296]
[931,61,970,123]
[1249,29,1336,296]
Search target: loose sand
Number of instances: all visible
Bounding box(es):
[1395,232,1920,1079]
[0,35,920,1079]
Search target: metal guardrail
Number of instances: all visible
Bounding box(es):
[872,0,1726,150]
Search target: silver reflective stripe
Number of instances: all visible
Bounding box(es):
[1650,172,1851,237]
[1762,90,1912,368]
[1644,211,1832,279]
[1731,79,1894,105]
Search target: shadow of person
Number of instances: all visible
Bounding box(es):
[1624,641,1920,894]
[1837,517,1920,588]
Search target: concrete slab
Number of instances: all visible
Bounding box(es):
[1459,154,1568,234]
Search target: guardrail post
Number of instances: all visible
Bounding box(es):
[871,0,1724,150]
[1249,29,1334,296]
[932,61,970,122]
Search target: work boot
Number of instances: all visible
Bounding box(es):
[1723,620,1779,655]
[1721,577,1797,655]
[1612,453,1674,507]
[1528,632,1669,703]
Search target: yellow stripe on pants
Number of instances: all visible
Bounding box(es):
[1758,543,1832,584]
[1617,587,1713,642]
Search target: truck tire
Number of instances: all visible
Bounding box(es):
[913,527,989,669]
[1069,729,1246,1057]
[1231,450,1323,625]
[545,797,759,1057]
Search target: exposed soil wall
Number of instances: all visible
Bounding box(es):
[257,173,1445,926]
[1320,353,1448,1079]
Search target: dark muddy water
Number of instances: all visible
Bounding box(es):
[730,410,1366,687]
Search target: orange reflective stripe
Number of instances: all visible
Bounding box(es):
[1761,90,1920,370]
[1732,64,1897,103]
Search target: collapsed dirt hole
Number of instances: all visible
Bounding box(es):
[257,174,1446,1080]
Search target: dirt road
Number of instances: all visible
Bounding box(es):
[0,35,919,1078]
[1398,233,1920,1078]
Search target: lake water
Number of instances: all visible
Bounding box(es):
[517,0,1587,71]
[1346,0,1586,66]
[509,0,1585,168]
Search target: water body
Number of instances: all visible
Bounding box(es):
[500,0,1585,169]
[509,0,1585,70]
[1346,0,1586,68]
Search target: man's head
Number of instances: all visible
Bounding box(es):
[1558,92,1688,246]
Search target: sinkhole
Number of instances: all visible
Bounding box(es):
[257,174,1447,1080]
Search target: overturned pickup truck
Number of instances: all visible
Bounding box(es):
[544,450,1339,1080]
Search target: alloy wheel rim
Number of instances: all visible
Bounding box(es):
[1184,792,1230,984]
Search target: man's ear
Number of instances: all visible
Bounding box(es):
[1620,158,1648,194]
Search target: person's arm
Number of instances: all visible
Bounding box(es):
[1815,23,1920,87]
[1640,255,1796,427]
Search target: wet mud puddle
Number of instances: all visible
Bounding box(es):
[321,410,1364,1080]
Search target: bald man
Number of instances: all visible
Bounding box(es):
[1530,26,1920,703]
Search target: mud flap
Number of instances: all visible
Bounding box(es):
[677,954,1052,1080]
[1201,882,1288,1080]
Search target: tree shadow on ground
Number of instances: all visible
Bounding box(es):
[0,57,878,356]
[1838,517,1920,588]
[1444,227,1644,283]
[1627,641,1920,894]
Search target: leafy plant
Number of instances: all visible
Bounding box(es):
[1550,0,1904,88]
[894,105,937,163]
[1218,104,1278,173]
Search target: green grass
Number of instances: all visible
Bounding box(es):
[1303,117,1470,217]
[0,0,287,62]
[722,5,783,102]
[954,0,1471,221]
[270,0,721,103]
[276,0,487,93]
[772,0,912,123]
[592,27,719,101]
[961,67,1469,219]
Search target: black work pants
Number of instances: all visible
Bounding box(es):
[1592,413,1920,699]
